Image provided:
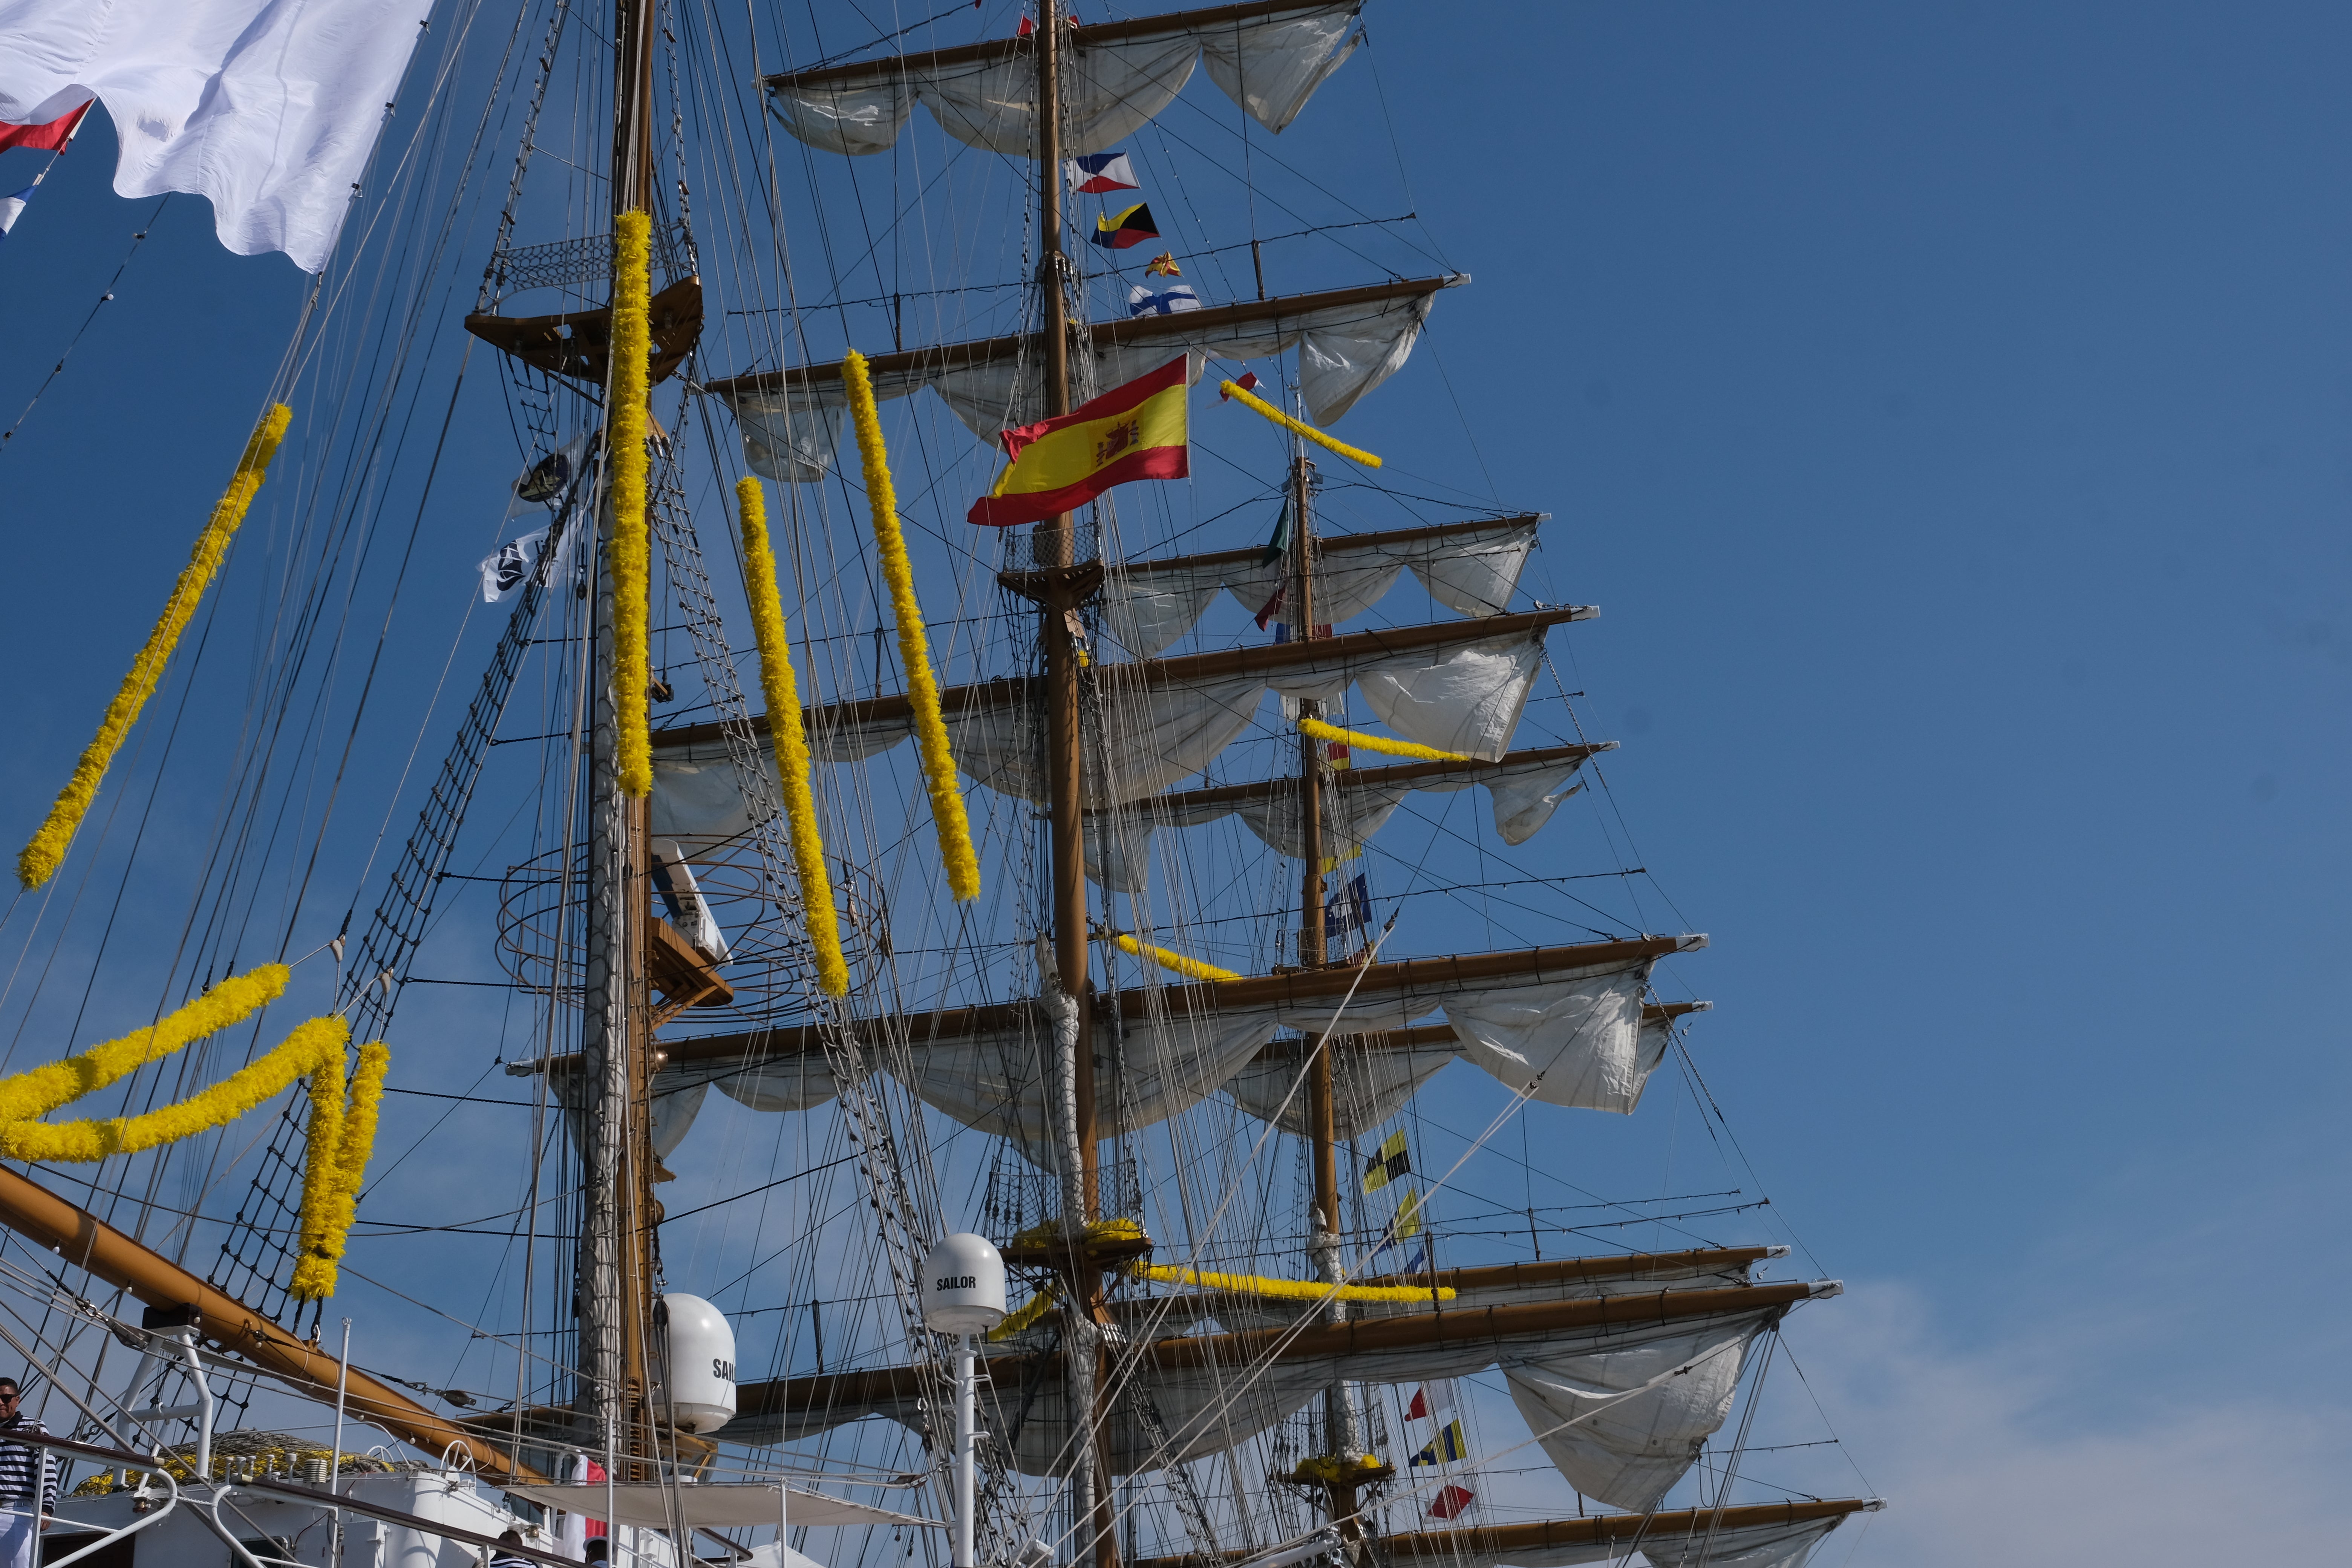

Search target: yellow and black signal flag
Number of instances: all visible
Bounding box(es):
[1363,1129,1410,1192]
[1092,201,1160,250]
[1410,1419,1470,1467]
[969,357,1190,528]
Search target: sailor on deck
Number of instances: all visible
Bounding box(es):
[0,1378,52,1568]
[489,1528,536,1568]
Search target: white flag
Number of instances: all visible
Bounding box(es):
[0,0,429,272]
[478,526,549,605]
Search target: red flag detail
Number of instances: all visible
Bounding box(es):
[1429,1485,1475,1520]
[1254,583,1285,630]
[1219,371,1261,403]
[1406,1387,1430,1421]
[1017,14,1034,34]
[0,102,90,156]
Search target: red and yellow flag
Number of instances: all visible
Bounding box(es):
[968,356,1190,527]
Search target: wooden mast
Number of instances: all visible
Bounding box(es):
[1026,10,1119,1568]
[1283,429,1375,1545]
[575,0,663,1487]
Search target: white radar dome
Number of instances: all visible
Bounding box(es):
[921,1233,1007,1334]
[659,1292,738,1435]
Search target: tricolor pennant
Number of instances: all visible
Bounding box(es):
[1092,202,1159,250]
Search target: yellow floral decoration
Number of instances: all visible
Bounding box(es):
[735,478,849,997]
[609,209,654,798]
[1218,380,1381,469]
[0,963,388,1302]
[19,404,293,889]
[1104,932,1239,983]
[1299,717,1467,764]
[1124,1260,1453,1305]
[841,349,981,902]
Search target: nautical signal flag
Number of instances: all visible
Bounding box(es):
[1328,872,1372,934]
[1410,1420,1470,1467]
[1092,202,1159,250]
[1065,152,1139,193]
[1428,1484,1476,1520]
[968,356,1189,528]
[0,102,89,156]
[0,185,37,242]
[1128,283,1200,317]
[1406,1378,1455,1423]
[1146,252,1182,276]
[1363,1130,1409,1192]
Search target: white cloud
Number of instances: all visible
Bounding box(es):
[1779,1282,2345,1566]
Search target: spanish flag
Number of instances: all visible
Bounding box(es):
[968,357,1190,527]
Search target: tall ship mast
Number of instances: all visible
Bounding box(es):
[0,2,1880,1565]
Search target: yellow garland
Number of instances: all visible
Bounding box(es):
[736,478,849,997]
[1105,931,1240,983]
[1289,1454,1387,1483]
[1298,716,1467,764]
[20,404,292,889]
[610,210,654,798]
[1008,1214,1145,1248]
[291,1040,388,1301]
[841,349,981,902]
[1123,1261,1454,1304]
[0,965,288,1127]
[0,1014,349,1164]
[985,1281,1060,1342]
[1218,380,1381,469]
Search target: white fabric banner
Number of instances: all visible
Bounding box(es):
[1415,1516,1845,1568]
[0,0,427,272]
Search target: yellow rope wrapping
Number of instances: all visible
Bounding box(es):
[1123,1261,1455,1304]
[1009,1215,1145,1248]
[986,1282,1060,1342]
[841,349,980,900]
[1218,380,1381,468]
[0,965,289,1127]
[291,1040,388,1301]
[736,478,849,997]
[0,1014,349,1164]
[1107,932,1240,983]
[18,405,292,888]
[610,210,654,798]
[1291,1454,1387,1482]
[1298,716,1467,764]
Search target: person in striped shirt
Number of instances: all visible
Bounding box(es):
[0,1378,53,1568]
[488,1528,535,1568]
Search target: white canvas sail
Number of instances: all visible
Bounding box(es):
[767,1,1362,159]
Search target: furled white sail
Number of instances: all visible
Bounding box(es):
[767,2,1361,159]
[1505,1315,1769,1513]
[1409,1516,1849,1568]
[649,944,1678,1161]
[1218,965,1675,1128]
[730,1302,1788,1492]
[1102,518,1543,658]
[649,621,1565,848]
[720,278,1458,481]
[1083,744,1607,894]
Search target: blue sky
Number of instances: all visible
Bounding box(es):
[0,2,2345,1560]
